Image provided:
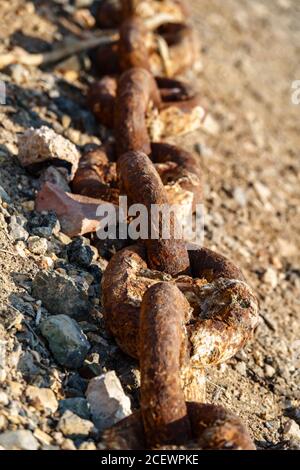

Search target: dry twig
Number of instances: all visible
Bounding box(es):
[0,32,118,70]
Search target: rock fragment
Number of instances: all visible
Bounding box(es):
[8,215,29,241]
[32,270,90,319]
[66,237,94,268]
[86,371,131,432]
[284,419,300,442]
[58,410,94,438]
[27,236,48,255]
[59,397,90,420]
[262,267,278,289]
[27,210,60,239]
[35,182,115,237]
[0,430,39,450]
[40,315,90,368]
[26,386,58,413]
[17,126,80,181]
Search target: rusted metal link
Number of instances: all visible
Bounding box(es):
[95,13,199,78]
[115,68,161,156]
[87,76,117,129]
[140,282,192,447]
[102,282,255,450]
[154,22,200,77]
[118,151,190,275]
[96,0,188,30]
[90,0,258,450]
[119,17,152,72]
[88,71,204,137]
[72,141,203,225]
[101,244,259,365]
[151,142,203,209]
[72,143,119,203]
[150,77,205,140]
[103,403,256,450]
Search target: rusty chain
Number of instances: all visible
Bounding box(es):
[72,0,259,450]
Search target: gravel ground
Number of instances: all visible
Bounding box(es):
[0,0,299,450]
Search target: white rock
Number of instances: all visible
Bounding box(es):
[58,410,94,437]
[284,420,300,442]
[26,386,58,413]
[0,340,6,383]
[253,181,271,203]
[233,187,247,207]
[27,236,48,255]
[201,113,220,136]
[0,391,9,406]
[265,365,276,378]
[263,267,278,289]
[235,361,247,376]
[0,430,39,450]
[8,216,29,242]
[18,126,80,180]
[86,371,131,432]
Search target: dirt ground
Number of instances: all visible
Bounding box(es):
[0,0,299,450]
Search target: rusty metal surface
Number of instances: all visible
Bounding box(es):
[83,0,260,450]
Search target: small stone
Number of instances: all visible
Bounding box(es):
[17,351,42,380]
[40,315,90,368]
[33,428,53,446]
[55,232,72,245]
[39,166,71,193]
[66,237,94,268]
[264,364,276,378]
[0,430,39,450]
[0,185,11,203]
[0,391,9,406]
[86,371,131,432]
[66,373,88,397]
[59,397,90,420]
[27,236,48,255]
[79,441,97,450]
[0,415,7,431]
[36,182,108,237]
[61,438,77,450]
[27,211,60,239]
[253,181,271,203]
[62,114,71,129]
[202,113,220,135]
[194,143,213,157]
[21,200,35,212]
[37,256,54,270]
[26,386,58,413]
[32,270,90,319]
[8,381,23,398]
[18,126,80,181]
[9,215,29,241]
[10,63,30,84]
[233,187,247,207]
[58,410,94,437]
[263,267,278,289]
[283,419,300,442]
[235,361,247,376]
[75,0,93,8]
[14,241,27,258]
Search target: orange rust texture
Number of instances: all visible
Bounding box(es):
[118,151,190,275]
[140,282,192,447]
[115,68,161,156]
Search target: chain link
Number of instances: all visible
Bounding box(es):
[77,0,259,450]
